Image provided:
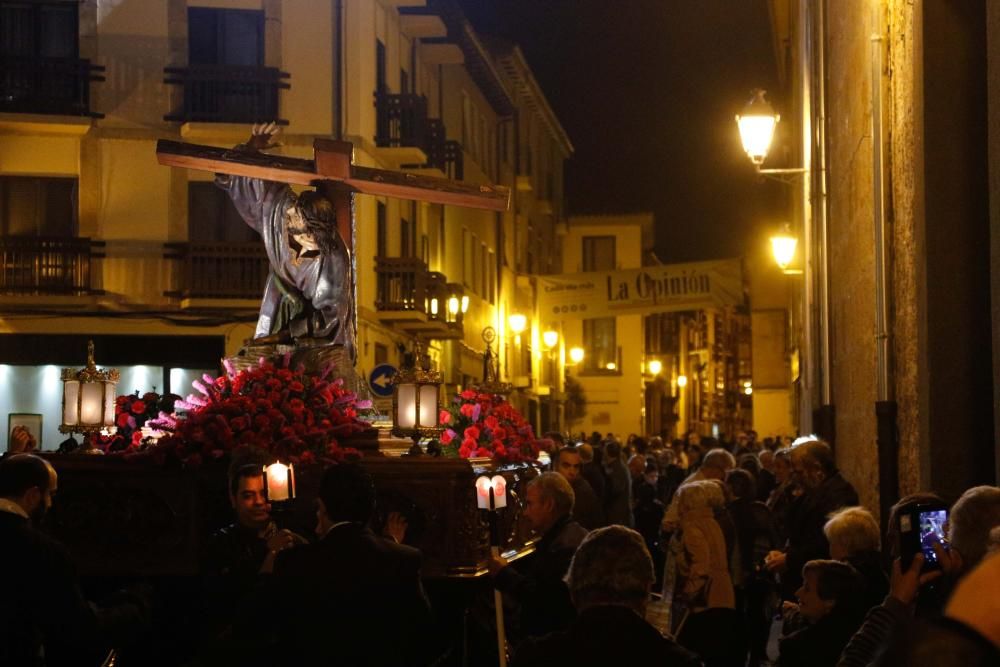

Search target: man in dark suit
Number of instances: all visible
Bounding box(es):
[0,454,148,666]
[489,472,589,641]
[219,463,435,667]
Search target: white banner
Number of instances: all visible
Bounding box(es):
[538,258,744,320]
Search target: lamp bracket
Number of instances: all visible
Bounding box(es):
[756,166,808,184]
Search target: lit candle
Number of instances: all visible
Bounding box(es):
[475,475,508,510]
[265,462,295,501]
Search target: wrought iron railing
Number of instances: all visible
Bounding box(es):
[0,56,105,116]
[164,242,268,300]
[374,256,430,312]
[424,119,464,179]
[374,92,428,149]
[0,236,105,295]
[164,65,289,124]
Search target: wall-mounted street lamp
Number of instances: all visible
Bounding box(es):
[736,89,807,180]
[569,347,585,365]
[647,359,663,376]
[542,330,559,349]
[770,224,802,275]
[508,312,527,347]
[676,374,688,388]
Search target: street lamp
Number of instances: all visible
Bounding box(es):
[569,347,585,364]
[736,89,779,166]
[770,225,798,272]
[736,89,806,178]
[542,330,559,349]
[647,359,663,376]
[60,340,119,446]
[676,374,688,388]
[509,312,527,346]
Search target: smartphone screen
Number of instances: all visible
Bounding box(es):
[918,509,947,563]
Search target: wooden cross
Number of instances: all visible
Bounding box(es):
[156,138,511,255]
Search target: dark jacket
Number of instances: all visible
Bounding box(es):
[581,460,607,502]
[779,607,864,667]
[727,498,777,588]
[784,472,859,594]
[570,477,605,530]
[845,550,889,614]
[202,522,271,636]
[0,511,147,667]
[221,522,434,667]
[495,514,589,639]
[512,604,702,667]
[603,459,633,527]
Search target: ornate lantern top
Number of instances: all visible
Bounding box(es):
[61,340,120,385]
[472,327,511,397]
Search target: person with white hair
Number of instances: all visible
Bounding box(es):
[824,507,888,612]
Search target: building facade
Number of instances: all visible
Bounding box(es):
[0,0,571,448]
[766,0,999,518]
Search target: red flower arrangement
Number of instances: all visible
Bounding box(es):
[103,356,371,468]
[435,389,550,463]
[96,391,177,454]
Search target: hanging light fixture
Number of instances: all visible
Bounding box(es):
[736,88,779,166]
[60,340,119,438]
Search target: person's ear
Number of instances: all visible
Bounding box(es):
[23,487,41,511]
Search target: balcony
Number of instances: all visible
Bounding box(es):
[164,65,289,125]
[0,56,105,117]
[164,242,268,304]
[374,256,462,339]
[373,94,463,177]
[0,236,104,296]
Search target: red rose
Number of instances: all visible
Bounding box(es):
[142,392,158,403]
[439,410,452,425]
[493,426,507,441]
[131,431,143,445]
[460,403,476,419]
[116,412,131,429]
[441,429,455,445]
[461,437,477,452]
[484,415,499,430]
[464,426,480,441]
[289,381,304,393]
[474,447,491,458]
[458,444,472,458]
[460,389,477,400]
[130,400,147,415]
[300,450,316,465]
[116,395,130,406]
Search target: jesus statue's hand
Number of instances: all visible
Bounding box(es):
[248,122,281,151]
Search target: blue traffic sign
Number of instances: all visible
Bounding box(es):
[369,364,397,397]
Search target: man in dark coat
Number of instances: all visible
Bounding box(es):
[554,446,604,529]
[217,464,435,667]
[765,438,859,597]
[512,525,700,667]
[602,441,633,527]
[0,454,148,666]
[490,472,589,641]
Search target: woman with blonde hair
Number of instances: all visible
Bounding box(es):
[674,480,736,614]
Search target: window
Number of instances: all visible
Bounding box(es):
[375,39,387,93]
[376,202,387,257]
[583,318,618,373]
[462,227,472,287]
[420,234,429,264]
[0,176,76,236]
[188,8,263,66]
[1,1,78,58]
[400,67,409,94]
[582,235,616,271]
[188,183,256,242]
[374,343,388,366]
[487,249,496,303]
[399,212,415,258]
[480,243,487,297]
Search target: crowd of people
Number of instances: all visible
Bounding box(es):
[2,428,1000,666]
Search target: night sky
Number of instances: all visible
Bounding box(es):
[458,0,785,264]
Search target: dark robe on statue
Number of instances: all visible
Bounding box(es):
[216,161,356,359]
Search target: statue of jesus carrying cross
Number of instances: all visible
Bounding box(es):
[216,122,356,360]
